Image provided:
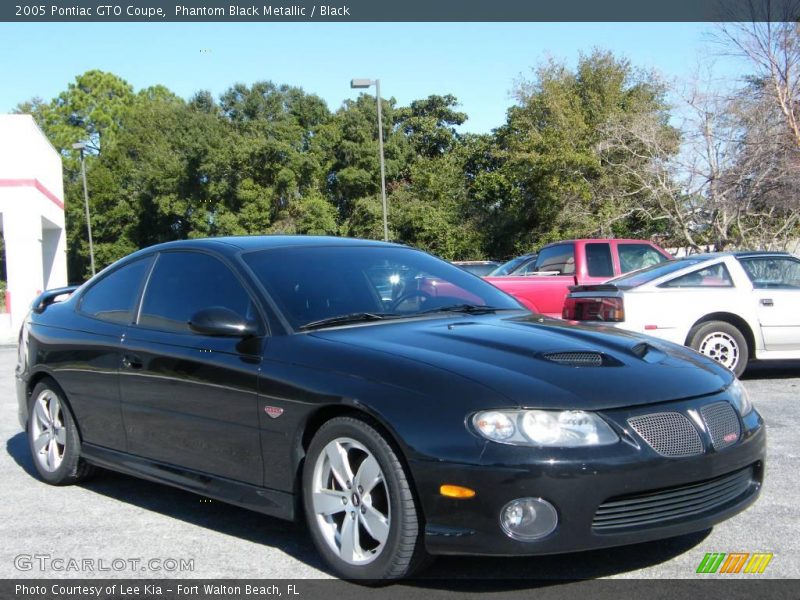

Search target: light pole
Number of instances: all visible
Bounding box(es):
[350,78,388,242]
[72,142,96,277]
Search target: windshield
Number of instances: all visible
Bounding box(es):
[243,245,523,329]
[489,254,536,276]
[611,257,707,289]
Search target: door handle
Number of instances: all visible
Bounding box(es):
[760,298,774,307]
[122,354,143,369]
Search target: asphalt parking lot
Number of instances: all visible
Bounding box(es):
[0,345,797,582]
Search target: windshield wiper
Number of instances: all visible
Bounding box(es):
[417,303,503,315]
[298,312,400,331]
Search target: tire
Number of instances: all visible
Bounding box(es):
[302,416,429,581]
[27,380,95,485]
[688,320,749,377]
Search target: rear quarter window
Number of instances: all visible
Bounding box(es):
[78,257,152,324]
[659,263,734,288]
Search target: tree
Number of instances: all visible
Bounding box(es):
[489,50,674,253]
[16,71,138,278]
[599,74,800,251]
[322,93,410,221]
[19,70,135,157]
[395,94,467,158]
[718,16,800,149]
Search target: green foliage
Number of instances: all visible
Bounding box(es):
[493,50,675,254]
[291,192,339,236]
[13,55,693,280]
[18,70,135,159]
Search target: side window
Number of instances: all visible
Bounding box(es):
[534,244,575,275]
[79,257,152,324]
[618,244,668,274]
[511,257,540,276]
[740,257,800,289]
[138,252,254,333]
[585,243,614,278]
[659,263,734,288]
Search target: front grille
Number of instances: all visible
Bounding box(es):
[701,402,741,450]
[543,352,603,366]
[593,466,755,531]
[627,412,703,457]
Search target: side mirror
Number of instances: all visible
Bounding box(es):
[188,307,258,337]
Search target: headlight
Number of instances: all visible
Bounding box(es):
[727,378,753,416]
[472,409,618,447]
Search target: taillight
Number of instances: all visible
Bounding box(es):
[563,297,625,322]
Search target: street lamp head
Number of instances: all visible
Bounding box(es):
[350,78,374,89]
[72,142,86,151]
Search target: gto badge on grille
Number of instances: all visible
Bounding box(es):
[264,406,284,419]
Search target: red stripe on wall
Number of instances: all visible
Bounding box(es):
[0,178,64,210]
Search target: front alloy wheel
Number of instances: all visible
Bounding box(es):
[311,438,390,566]
[302,416,428,580]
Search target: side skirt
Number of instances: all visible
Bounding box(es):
[81,443,295,521]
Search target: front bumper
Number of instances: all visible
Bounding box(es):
[412,402,765,556]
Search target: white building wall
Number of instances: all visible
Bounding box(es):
[0,114,68,339]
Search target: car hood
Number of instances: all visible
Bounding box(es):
[309,313,732,410]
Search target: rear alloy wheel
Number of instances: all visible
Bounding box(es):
[688,321,749,377]
[302,416,428,580]
[27,380,95,485]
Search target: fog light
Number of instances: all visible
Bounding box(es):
[500,497,558,541]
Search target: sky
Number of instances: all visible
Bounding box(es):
[0,22,750,134]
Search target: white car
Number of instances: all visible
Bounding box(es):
[563,251,800,376]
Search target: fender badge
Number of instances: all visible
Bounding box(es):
[264,406,284,419]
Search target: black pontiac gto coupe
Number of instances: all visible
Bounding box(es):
[15,236,764,580]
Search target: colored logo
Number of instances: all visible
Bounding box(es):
[696,552,773,574]
[264,406,284,419]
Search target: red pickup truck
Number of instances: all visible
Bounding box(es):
[484,239,672,318]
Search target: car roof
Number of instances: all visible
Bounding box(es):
[730,250,792,258]
[125,235,408,259]
[539,239,665,249]
[452,260,500,265]
[677,251,792,261]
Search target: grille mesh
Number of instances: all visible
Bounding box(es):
[543,352,603,366]
[701,402,741,450]
[593,466,754,531]
[627,412,703,457]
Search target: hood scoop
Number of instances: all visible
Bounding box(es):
[631,342,667,364]
[542,351,607,367]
